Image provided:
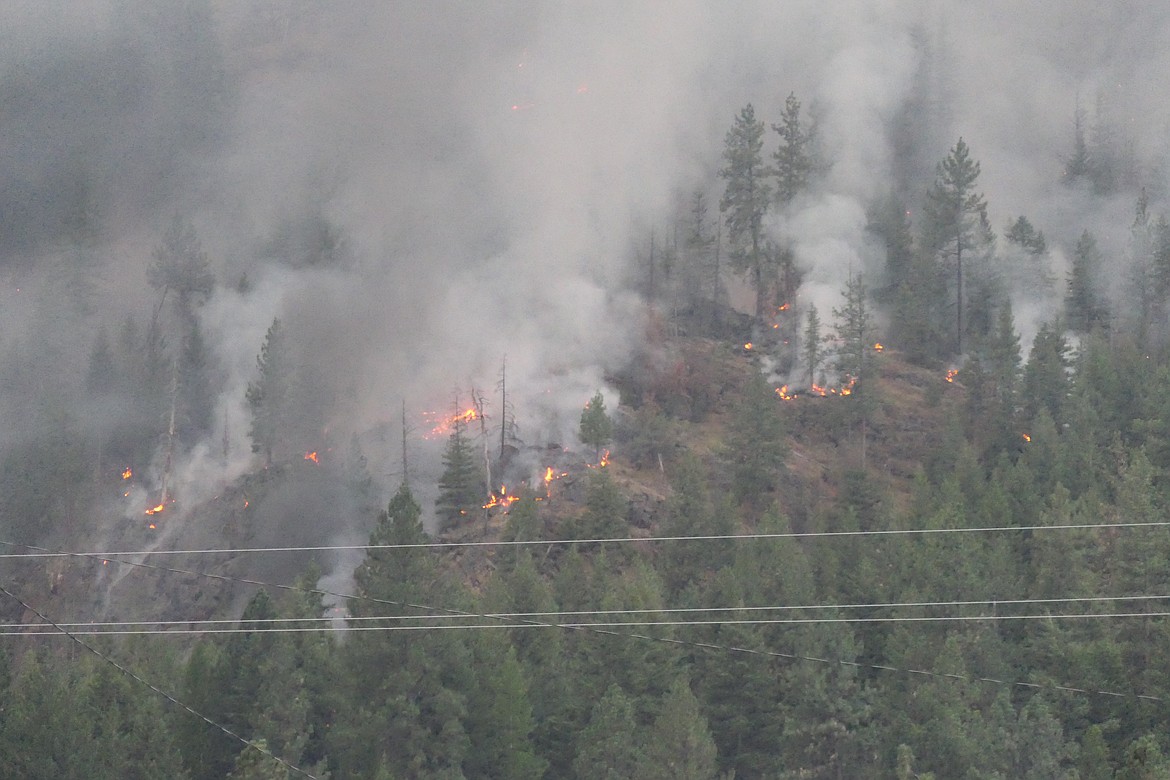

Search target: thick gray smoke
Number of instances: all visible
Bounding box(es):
[2,1,1170,581]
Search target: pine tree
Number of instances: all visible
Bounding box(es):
[578,390,613,461]
[726,372,787,503]
[923,138,989,354]
[681,191,719,312]
[571,684,644,780]
[436,404,484,529]
[869,189,915,299]
[832,274,872,385]
[833,274,876,468]
[720,103,774,321]
[336,484,474,778]
[772,92,812,207]
[147,215,214,323]
[803,304,823,388]
[1064,103,1093,184]
[1066,230,1108,332]
[1005,215,1047,256]
[1022,322,1069,424]
[245,318,293,465]
[637,676,720,780]
[463,633,546,780]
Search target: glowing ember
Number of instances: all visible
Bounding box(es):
[148,523,156,530]
[121,468,133,480]
[1021,433,1031,442]
[945,368,958,383]
[744,342,754,351]
[304,451,319,463]
[777,303,790,312]
[244,499,250,508]
[873,343,884,352]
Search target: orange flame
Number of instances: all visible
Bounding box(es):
[145,504,164,516]
[777,302,790,312]
[799,376,858,398]
[1021,433,1031,442]
[744,342,754,351]
[945,368,958,383]
[304,451,319,463]
[775,385,795,401]
[121,468,133,480]
[543,466,569,495]
[483,485,522,510]
[425,407,480,438]
[873,343,884,352]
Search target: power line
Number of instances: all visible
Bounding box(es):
[0,582,318,779]
[0,538,1162,704]
[0,517,1163,560]
[6,592,1169,631]
[3,611,1170,637]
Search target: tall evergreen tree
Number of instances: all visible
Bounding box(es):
[726,372,787,504]
[148,215,215,323]
[772,92,812,207]
[923,138,989,354]
[1066,230,1109,332]
[803,304,824,388]
[436,405,484,529]
[336,484,473,778]
[636,676,720,780]
[833,274,877,467]
[572,684,644,780]
[1064,103,1093,184]
[578,390,613,461]
[245,318,293,465]
[720,103,773,321]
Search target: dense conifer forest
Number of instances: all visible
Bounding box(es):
[2,2,1170,778]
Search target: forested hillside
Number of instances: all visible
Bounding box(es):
[2,2,1170,779]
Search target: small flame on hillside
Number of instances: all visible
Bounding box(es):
[873,343,884,352]
[145,504,164,516]
[776,385,795,401]
[121,468,133,480]
[483,485,521,510]
[945,368,958,383]
[743,342,753,351]
[304,451,319,463]
[1021,433,1031,443]
[543,466,569,496]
